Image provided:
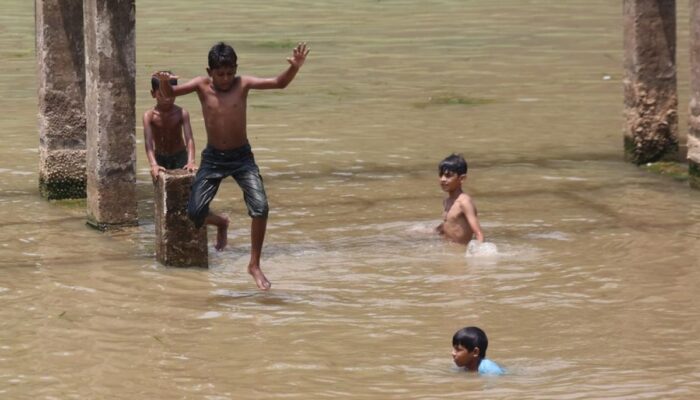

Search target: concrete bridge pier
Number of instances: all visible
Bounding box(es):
[36,0,86,200]
[623,0,679,165]
[84,0,138,229]
[690,0,700,187]
[155,171,208,268]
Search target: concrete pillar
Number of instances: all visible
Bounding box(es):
[155,171,208,268]
[690,0,700,188]
[83,0,137,229]
[623,0,679,165]
[36,0,86,200]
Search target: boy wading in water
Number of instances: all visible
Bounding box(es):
[155,42,310,290]
[436,154,484,246]
[452,326,505,375]
[142,72,197,182]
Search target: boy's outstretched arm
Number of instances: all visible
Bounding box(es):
[182,109,197,172]
[462,198,485,243]
[143,111,165,181]
[245,42,310,90]
[153,71,204,97]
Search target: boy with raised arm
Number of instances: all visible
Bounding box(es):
[155,42,310,290]
[143,72,197,182]
[436,154,485,246]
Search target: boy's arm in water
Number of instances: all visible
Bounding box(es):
[436,198,447,233]
[181,108,197,172]
[154,71,206,97]
[435,222,444,234]
[243,42,310,90]
[461,196,484,242]
[142,110,165,181]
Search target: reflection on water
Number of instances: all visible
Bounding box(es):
[1,0,700,398]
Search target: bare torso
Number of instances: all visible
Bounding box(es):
[148,105,186,155]
[197,77,249,150]
[438,194,476,245]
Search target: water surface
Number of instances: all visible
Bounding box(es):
[1,1,699,398]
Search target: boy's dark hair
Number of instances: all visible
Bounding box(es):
[438,153,468,176]
[208,42,238,69]
[151,71,177,91]
[452,326,488,359]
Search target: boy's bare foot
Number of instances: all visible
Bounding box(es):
[215,216,229,251]
[248,265,271,290]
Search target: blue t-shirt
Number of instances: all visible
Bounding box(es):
[478,358,505,375]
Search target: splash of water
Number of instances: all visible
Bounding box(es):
[466,241,499,257]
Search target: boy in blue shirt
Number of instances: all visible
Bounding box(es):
[452,326,505,375]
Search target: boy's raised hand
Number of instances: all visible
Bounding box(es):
[152,71,179,95]
[287,42,310,68]
[153,70,178,82]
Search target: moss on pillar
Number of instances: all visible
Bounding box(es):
[689,160,700,189]
[39,177,86,200]
[642,161,688,182]
[623,135,679,165]
[85,217,139,232]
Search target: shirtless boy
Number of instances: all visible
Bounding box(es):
[436,154,484,245]
[142,72,197,182]
[155,42,310,290]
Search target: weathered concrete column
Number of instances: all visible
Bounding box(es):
[36,0,86,199]
[690,0,700,188]
[155,171,208,268]
[84,0,137,229]
[623,0,679,164]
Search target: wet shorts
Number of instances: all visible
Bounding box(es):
[187,143,269,227]
[155,149,188,170]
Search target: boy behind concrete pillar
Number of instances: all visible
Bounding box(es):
[143,72,197,182]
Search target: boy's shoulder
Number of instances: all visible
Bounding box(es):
[143,107,156,120]
[183,75,211,91]
[478,358,505,375]
[455,192,477,212]
[143,105,186,122]
[194,75,210,84]
[457,192,474,203]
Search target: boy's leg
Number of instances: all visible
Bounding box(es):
[232,156,270,290]
[249,216,270,290]
[205,212,230,252]
[187,163,227,250]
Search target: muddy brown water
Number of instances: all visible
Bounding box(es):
[1,1,699,398]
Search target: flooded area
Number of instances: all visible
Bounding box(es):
[1,0,700,398]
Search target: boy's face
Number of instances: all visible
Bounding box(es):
[152,89,175,109]
[207,66,237,91]
[439,170,465,193]
[452,345,479,370]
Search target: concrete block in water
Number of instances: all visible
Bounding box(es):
[623,0,679,165]
[155,170,208,268]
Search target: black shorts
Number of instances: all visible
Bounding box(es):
[187,143,269,227]
[155,149,187,170]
